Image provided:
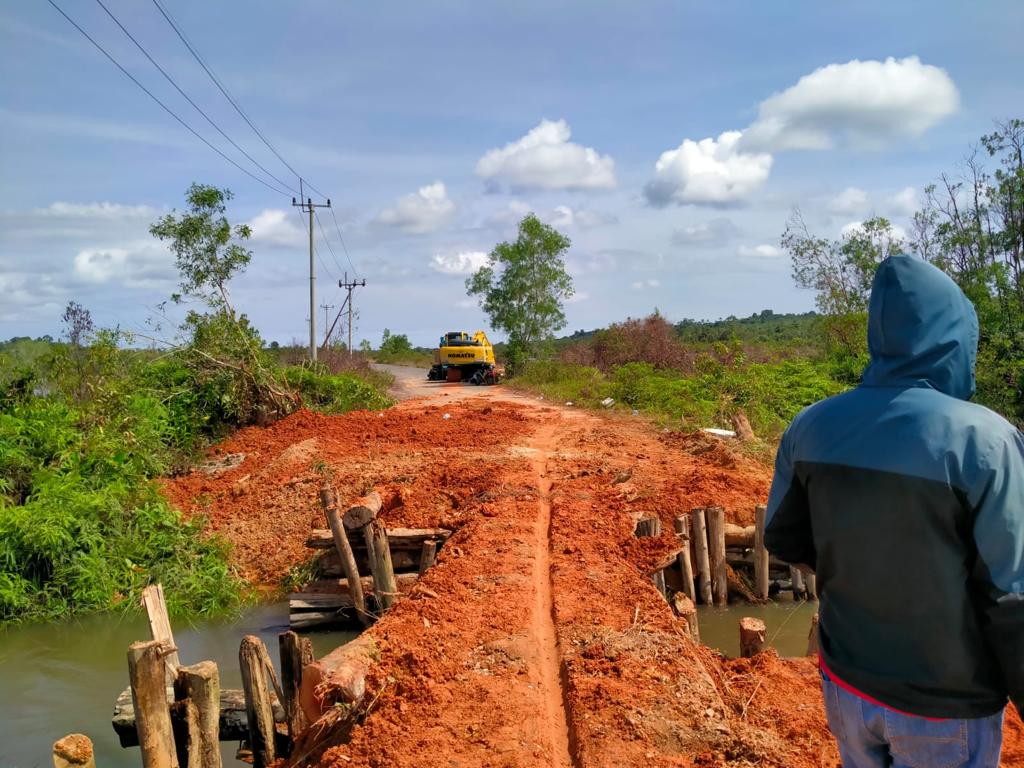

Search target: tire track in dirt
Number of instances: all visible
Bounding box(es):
[529,421,576,767]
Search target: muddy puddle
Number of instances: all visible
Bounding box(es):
[697,599,819,658]
[0,602,356,768]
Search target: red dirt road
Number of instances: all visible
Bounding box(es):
[163,370,1024,767]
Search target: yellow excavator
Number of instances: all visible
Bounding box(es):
[427,330,501,385]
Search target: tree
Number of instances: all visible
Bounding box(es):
[466,214,574,372]
[781,211,904,371]
[379,329,412,355]
[150,184,294,424]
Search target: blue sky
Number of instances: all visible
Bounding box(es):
[2,1,1023,346]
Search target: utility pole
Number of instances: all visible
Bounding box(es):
[320,303,335,343]
[338,272,366,358]
[292,194,331,361]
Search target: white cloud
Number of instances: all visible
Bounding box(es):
[672,217,740,246]
[246,209,305,247]
[548,205,616,229]
[475,119,616,191]
[888,186,919,216]
[72,242,174,286]
[430,251,489,276]
[742,57,959,152]
[376,181,455,234]
[737,244,782,258]
[828,187,869,215]
[644,131,773,206]
[840,220,909,242]
[37,202,159,219]
[631,278,661,290]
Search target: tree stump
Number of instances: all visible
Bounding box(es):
[174,661,221,768]
[739,617,767,658]
[672,593,700,642]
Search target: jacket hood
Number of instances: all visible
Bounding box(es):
[861,254,978,400]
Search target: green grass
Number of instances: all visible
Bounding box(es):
[509,358,847,439]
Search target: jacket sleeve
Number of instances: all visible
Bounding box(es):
[764,421,816,569]
[972,427,1024,715]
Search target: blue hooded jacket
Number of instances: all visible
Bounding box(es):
[765,254,1024,718]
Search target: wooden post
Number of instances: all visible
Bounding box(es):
[320,484,369,626]
[635,516,666,598]
[672,593,700,642]
[790,566,806,601]
[807,613,820,656]
[804,572,818,601]
[753,505,770,601]
[707,506,728,606]
[239,635,276,768]
[343,492,398,612]
[418,539,437,576]
[673,514,696,602]
[170,698,202,768]
[142,584,180,685]
[739,617,767,658]
[52,734,95,768]
[128,640,179,768]
[279,631,314,737]
[690,508,713,606]
[174,661,221,768]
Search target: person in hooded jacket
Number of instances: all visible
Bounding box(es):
[765,254,1024,767]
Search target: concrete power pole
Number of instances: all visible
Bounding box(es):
[292,195,331,361]
[339,272,366,358]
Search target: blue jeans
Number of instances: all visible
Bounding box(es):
[820,669,1005,767]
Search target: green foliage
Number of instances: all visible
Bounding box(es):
[511,356,845,439]
[467,214,574,373]
[0,377,243,623]
[379,329,412,356]
[282,364,392,413]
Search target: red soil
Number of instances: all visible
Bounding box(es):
[162,393,1023,767]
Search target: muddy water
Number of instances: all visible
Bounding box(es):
[697,599,820,658]
[0,602,356,768]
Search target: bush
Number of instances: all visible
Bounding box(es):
[283,364,392,413]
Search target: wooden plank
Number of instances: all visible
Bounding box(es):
[753,505,770,601]
[305,527,452,550]
[128,640,178,768]
[141,584,180,684]
[112,687,284,748]
[289,573,420,610]
[318,547,418,576]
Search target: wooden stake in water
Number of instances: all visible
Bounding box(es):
[52,734,96,768]
[753,505,770,601]
[174,661,222,768]
[706,506,728,606]
[673,514,696,603]
[128,640,179,768]
[239,636,276,768]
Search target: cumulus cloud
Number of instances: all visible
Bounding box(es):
[430,251,489,276]
[888,186,919,216]
[246,209,305,247]
[672,217,740,246]
[645,57,957,207]
[737,244,782,258]
[742,57,959,152]
[643,131,773,206]
[376,181,455,234]
[475,119,616,191]
[548,205,617,229]
[828,187,869,215]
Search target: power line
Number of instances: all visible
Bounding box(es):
[295,206,337,282]
[45,0,291,197]
[328,205,359,278]
[92,0,299,196]
[149,0,328,199]
[314,210,346,281]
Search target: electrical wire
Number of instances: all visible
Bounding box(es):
[149,0,328,199]
[314,210,347,280]
[328,205,359,278]
[92,0,299,196]
[46,0,291,197]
